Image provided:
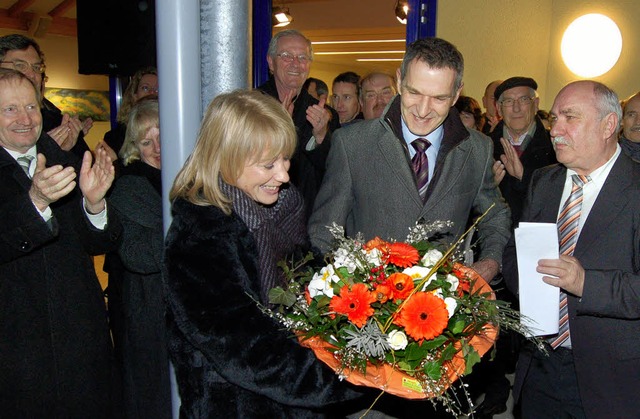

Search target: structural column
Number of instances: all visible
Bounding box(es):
[200,0,252,109]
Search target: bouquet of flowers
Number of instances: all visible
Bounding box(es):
[266,219,531,414]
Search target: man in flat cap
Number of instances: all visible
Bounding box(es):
[492,77,557,224]
[470,77,558,417]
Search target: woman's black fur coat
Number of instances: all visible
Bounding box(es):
[164,190,365,418]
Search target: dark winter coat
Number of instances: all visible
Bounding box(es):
[110,161,171,418]
[257,77,340,220]
[0,134,122,417]
[491,116,557,224]
[164,185,364,418]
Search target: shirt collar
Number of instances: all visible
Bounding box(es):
[566,144,621,185]
[503,121,537,146]
[4,145,37,161]
[401,118,444,155]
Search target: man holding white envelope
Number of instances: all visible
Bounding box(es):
[502,80,640,418]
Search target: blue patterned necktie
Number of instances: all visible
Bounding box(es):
[411,138,431,201]
[550,174,590,349]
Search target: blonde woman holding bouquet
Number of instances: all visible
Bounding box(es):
[164,90,366,418]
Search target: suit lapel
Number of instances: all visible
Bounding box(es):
[421,140,472,216]
[575,155,631,258]
[0,146,32,190]
[375,130,424,208]
[537,166,566,223]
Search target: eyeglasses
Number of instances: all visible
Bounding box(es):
[139,85,159,94]
[0,60,46,74]
[276,51,311,64]
[363,88,395,101]
[500,96,534,108]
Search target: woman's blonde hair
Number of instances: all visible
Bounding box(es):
[169,89,297,214]
[117,66,158,124]
[119,98,159,165]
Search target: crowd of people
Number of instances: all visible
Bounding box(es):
[0,29,638,419]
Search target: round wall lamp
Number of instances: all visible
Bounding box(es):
[561,13,622,78]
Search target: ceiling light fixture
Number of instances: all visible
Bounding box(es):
[272,7,293,28]
[314,50,406,56]
[312,39,406,45]
[395,0,409,25]
[357,58,404,62]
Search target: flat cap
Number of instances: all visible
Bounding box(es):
[494,77,538,101]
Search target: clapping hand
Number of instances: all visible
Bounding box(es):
[28,153,77,211]
[79,149,114,214]
[499,137,524,180]
[95,140,118,163]
[81,117,94,136]
[306,97,330,144]
[48,114,82,151]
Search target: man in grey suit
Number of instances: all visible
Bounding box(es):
[309,37,510,282]
[503,80,640,417]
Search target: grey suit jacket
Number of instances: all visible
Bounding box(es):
[503,152,640,418]
[309,98,511,265]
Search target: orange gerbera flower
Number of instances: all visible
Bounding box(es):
[387,242,420,268]
[330,283,376,328]
[373,283,394,304]
[395,292,449,341]
[364,237,390,256]
[457,278,471,297]
[387,272,414,300]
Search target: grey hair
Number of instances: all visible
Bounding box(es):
[267,29,313,59]
[592,81,622,131]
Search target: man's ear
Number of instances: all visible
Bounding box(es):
[266,55,274,74]
[395,68,402,93]
[602,111,619,140]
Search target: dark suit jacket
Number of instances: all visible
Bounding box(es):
[0,134,122,417]
[491,116,557,224]
[258,77,340,220]
[309,97,511,264]
[503,153,640,418]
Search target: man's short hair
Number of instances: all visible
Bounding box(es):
[333,71,361,91]
[621,91,640,113]
[303,77,328,97]
[267,29,313,59]
[400,37,464,91]
[591,81,622,131]
[359,72,396,101]
[0,68,42,107]
[0,34,44,62]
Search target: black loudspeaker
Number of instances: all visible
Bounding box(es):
[77,0,157,76]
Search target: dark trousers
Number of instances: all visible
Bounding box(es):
[520,345,586,419]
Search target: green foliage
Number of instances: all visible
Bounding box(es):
[268,287,297,307]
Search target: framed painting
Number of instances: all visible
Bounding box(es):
[44,88,111,122]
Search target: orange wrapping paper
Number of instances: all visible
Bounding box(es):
[299,265,497,399]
